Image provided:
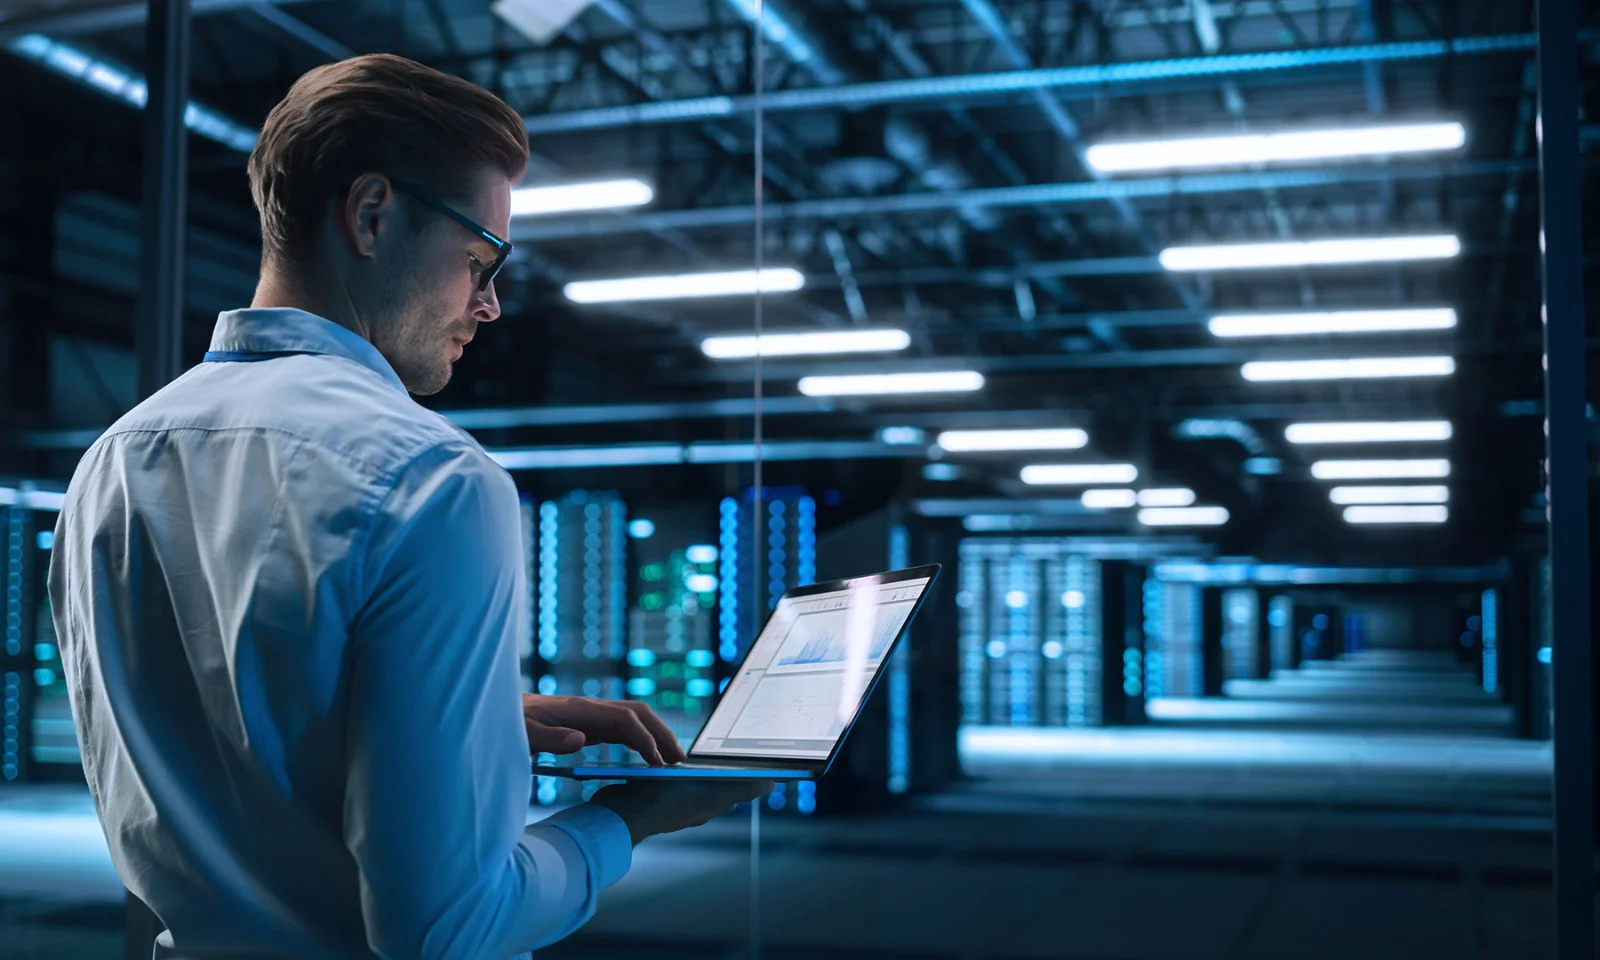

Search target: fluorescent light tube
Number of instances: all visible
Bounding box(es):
[1242,357,1455,382]
[701,329,910,359]
[797,371,984,397]
[1138,488,1197,507]
[0,488,66,511]
[1208,308,1457,338]
[1344,505,1449,524]
[1021,464,1139,486]
[1086,122,1465,173]
[1329,486,1450,505]
[512,178,653,217]
[565,268,804,303]
[1138,506,1230,527]
[937,428,1089,452]
[1160,235,1460,271]
[487,444,685,469]
[1286,421,1453,444]
[1311,459,1451,480]
[1081,489,1138,509]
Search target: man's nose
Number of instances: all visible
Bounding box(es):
[473,280,502,323]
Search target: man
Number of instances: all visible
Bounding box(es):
[49,54,766,959]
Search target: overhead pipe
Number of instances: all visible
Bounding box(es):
[521,33,1538,134]
[512,158,1530,241]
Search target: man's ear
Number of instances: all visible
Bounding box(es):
[339,173,397,259]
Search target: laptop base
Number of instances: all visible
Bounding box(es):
[534,762,816,781]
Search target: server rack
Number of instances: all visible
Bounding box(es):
[718,487,817,814]
[1267,595,1295,673]
[1222,589,1259,681]
[3,500,77,783]
[1098,560,1147,726]
[625,508,717,747]
[1159,581,1202,697]
[530,490,629,805]
[957,540,1103,728]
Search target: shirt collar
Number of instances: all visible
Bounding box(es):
[208,308,408,395]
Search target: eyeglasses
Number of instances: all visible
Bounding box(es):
[391,179,513,292]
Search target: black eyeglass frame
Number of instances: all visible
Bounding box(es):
[390,179,513,292]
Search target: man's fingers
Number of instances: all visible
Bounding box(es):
[526,722,586,754]
[522,695,682,765]
[602,707,664,765]
[620,702,688,763]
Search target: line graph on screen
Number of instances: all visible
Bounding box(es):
[777,606,909,666]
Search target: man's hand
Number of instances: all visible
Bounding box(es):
[589,780,774,846]
[521,695,688,766]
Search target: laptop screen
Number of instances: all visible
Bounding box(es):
[690,573,933,761]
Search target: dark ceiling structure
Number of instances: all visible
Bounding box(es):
[0,0,1595,565]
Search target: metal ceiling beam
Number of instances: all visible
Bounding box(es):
[1189,0,1314,308]
[958,0,1203,313]
[242,1,352,60]
[0,0,320,41]
[521,33,1539,134]
[512,158,1531,241]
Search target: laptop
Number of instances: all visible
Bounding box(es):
[534,564,941,781]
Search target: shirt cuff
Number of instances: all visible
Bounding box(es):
[540,803,633,891]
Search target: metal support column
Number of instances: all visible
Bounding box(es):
[127,1,190,955]
[137,0,190,399]
[1535,1,1593,956]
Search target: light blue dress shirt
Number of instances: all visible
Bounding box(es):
[48,308,631,959]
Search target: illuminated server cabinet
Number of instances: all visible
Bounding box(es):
[1149,579,1202,697]
[717,488,817,815]
[3,497,77,784]
[957,540,1102,728]
[626,511,718,746]
[1221,589,1259,681]
[529,491,629,805]
[717,489,816,662]
[1267,596,1295,674]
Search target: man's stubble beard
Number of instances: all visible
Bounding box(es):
[370,273,455,397]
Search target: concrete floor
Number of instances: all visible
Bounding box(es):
[0,649,1584,959]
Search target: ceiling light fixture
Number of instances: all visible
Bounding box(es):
[1344,505,1449,524]
[1160,235,1460,271]
[1311,459,1451,480]
[1081,489,1138,509]
[1137,488,1197,507]
[1138,506,1230,527]
[1241,357,1455,382]
[1285,421,1453,444]
[936,428,1090,452]
[701,328,910,359]
[1208,308,1458,338]
[1020,464,1140,486]
[797,371,985,397]
[1329,485,1450,505]
[1086,122,1465,173]
[512,178,653,217]
[565,267,804,303]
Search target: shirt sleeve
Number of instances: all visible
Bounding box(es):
[341,443,631,960]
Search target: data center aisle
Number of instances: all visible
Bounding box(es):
[0,651,1579,959]
[543,650,1580,960]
